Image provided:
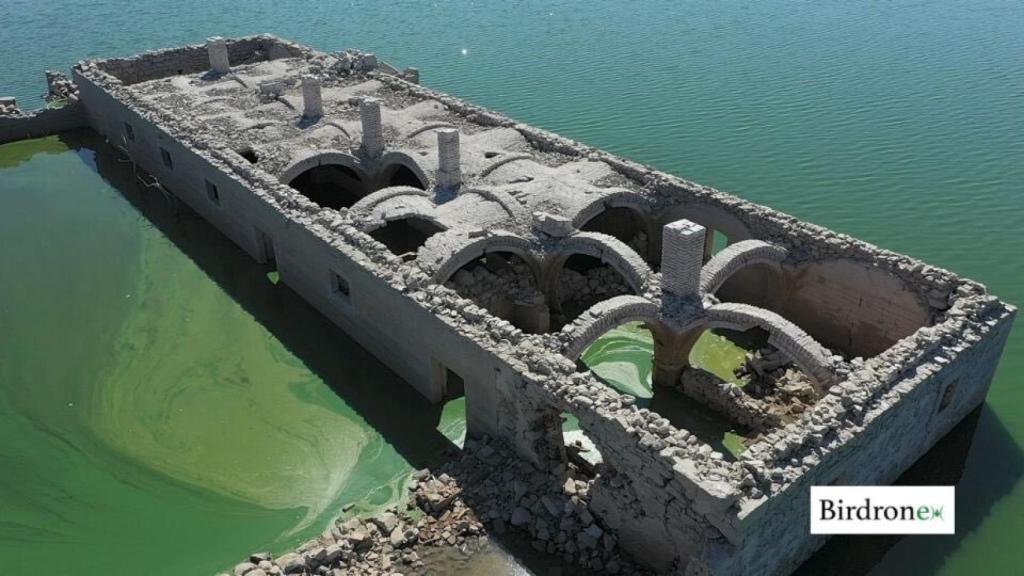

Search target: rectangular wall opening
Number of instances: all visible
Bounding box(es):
[160,147,173,169]
[432,360,467,449]
[331,271,351,299]
[444,368,465,400]
[123,122,135,142]
[254,227,278,284]
[205,180,220,205]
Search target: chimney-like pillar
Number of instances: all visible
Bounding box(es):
[360,97,384,158]
[301,75,323,119]
[436,128,462,189]
[661,219,706,298]
[207,37,230,74]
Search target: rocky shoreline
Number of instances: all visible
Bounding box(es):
[222,436,649,576]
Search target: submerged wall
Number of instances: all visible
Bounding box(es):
[0,102,87,145]
[69,35,1015,576]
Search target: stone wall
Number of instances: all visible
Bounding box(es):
[92,35,306,85]
[72,47,742,571]
[679,369,781,433]
[69,36,1016,576]
[0,101,87,144]
[719,295,1015,575]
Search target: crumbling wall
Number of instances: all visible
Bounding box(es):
[0,72,87,144]
[0,102,87,144]
[720,293,1015,575]
[71,37,1016,576]
[718,259,933,358]
[91,35,307,85]
[679,369,782,433]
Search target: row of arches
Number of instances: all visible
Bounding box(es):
[284,153,928,366]
[279,151,759,289]
[559,297,837,390]
[417,231,654,333]
[279,150,430,211]
[573,194,754,271]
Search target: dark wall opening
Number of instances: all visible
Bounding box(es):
[446,252,549,333]
[237,147,259,163]
[369,217,445,260]
[382,164,427,190]
[554,254,634,327]
[581,207,651,262]
[287,164,367,209]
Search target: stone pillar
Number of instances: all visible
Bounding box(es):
[436,128,462,189]
[207,37,230,74]
[652,329,702,388]
[661,219,706,298]
[360,97,384,158]
[301,75,323,119]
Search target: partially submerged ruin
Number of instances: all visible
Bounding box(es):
[7,35,1012,575]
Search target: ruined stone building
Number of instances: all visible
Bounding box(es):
[10,35,1012,575]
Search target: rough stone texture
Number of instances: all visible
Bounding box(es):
[0,71,87,144]
[699,239,788,295]
[207,37,230,74]
[436,127,461,189]
[300,74,322,119]
[60,35,1015,576]
[661,219,706,297]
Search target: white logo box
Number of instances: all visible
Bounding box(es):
[810,486,955,535]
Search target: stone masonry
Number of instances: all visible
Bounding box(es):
[0,33,1007,575]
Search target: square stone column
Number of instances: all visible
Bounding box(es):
[207,37,230,74]
[360,97,384,158]
[661,219,706,298]
[436,128,461,189]
[301,75,322,119]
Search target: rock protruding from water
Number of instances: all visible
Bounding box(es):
[218,437,649,575]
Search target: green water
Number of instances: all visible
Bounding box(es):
[0,133,464,574]
[581,323,751,457]
[2,1,1023,574]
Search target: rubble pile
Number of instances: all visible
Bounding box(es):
[0,97,20,117]
[559,266,632,306]
[44,70,78,104]
[221,438,648,576]
[447,258,544,312]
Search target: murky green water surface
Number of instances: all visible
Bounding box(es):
[0,134,466,574]
[1,1,1022,574]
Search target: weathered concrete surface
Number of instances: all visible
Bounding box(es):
[61,34,1015,576]
[0,71,87,144]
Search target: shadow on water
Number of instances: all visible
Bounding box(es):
[61,130,1022,576]
[795,404,1023,576]
[70,130,456,471]
[67,130,574,575]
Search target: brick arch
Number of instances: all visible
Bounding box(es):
[560,295,663,361]
[358,202,448,235]
[349,186,432,218]
[479,154,532,178]
[570,189,654,229]
[277,150,368,185]
[699,240,789,295]
[457,187,531,225]
[542,232,655,296]
[404,122,457,140]
[375,151,430,190]
[654,203,753,263]
[703,303,839,388]
[416,229,541,285]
